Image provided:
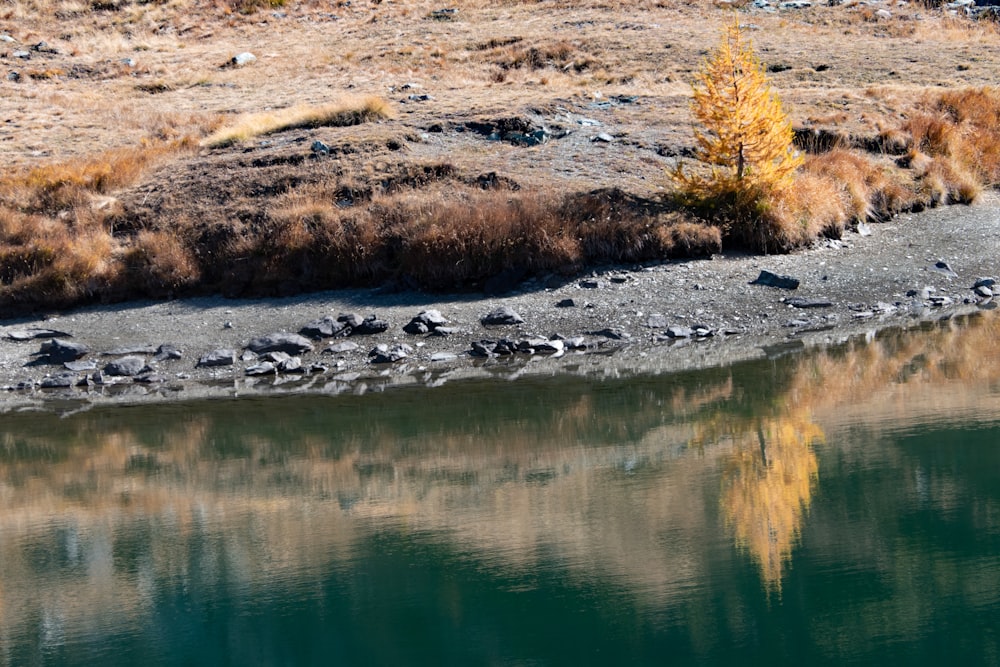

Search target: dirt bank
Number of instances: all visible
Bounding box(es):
[1,194,998,410]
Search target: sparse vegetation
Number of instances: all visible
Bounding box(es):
[203,97,393,148]
[3,1,1000,312]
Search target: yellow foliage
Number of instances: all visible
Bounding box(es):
[672,18,802,245]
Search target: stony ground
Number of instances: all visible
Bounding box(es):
[2,193,997,409]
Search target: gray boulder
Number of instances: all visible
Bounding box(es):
[481,307,524,325]
[37,339,89,362]
[197,349,236,368]
[247,333,315,355]
[104,356,148,377]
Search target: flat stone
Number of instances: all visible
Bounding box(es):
[300,316,349,339]
[428,326,458,337]
[369,343,412,363]
[153,343,183,362]
[104,356,147,377]
[579,279,603,289]
[37,339,89,362]
[430,352,458,362]
[350,315,390,336]
[246,362,277,376]
[230,52,257,67]
[197,349,236,368]
[750,270,800,290]
[928,261,959,278]
[324,341,360,354]
[64,360,98,372]
[247,333,314,355]
[40,374,75,389]
[6,328,72,341]
[103,344,157,356]
[785,297,833,309]
[555,299,576,308]
[666,326,694,339]
[645,314,669,328]
[481,307,524,326]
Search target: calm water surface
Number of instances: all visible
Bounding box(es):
[2,313,1000,666]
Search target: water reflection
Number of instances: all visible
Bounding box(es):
[1,311,999,663]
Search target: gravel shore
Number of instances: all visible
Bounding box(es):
[2,196,998,410]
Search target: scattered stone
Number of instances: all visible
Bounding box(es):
[153,343,183,362]
[430,352,458,362]
[230,52,257,67]
[929,295,954,307]
[278,356,304,373]
[36,339,89,362]
[40,373,75,389]
[300,316,349,339]
[351,315,390,336]
[6,328,71,341]
[13,50,30,60]
[785,297,833,309]
[197,349,236,368]
[470,340,495,357]
[750,270,800,290]
[692,325,714,337]
[369,343,412,363]
[430,8,459,20]
[324,341,360,354]
[481,307,524,325]
[974,285,994,298]
[666,325,694,339]
[556,298,576,308]
[311,140,331,156]
[645,314,669,328]
[785,318,810,328]
[103,344,157,356]
[929,260,959,278]
[7,71,20,82]
[580,279,603,289]
[588,328,630,340]
[404,310,450,334]
[429,326,458,337]
[64,360,98,372]
[246,362,277,376]
[609,275,629,284]
[564,336,587,350]
[857,221,873,237]
[261,351,292,364]
[247,333,315,355]
[592,132,615,143]
[241,350,257,362]
[517,338,565,354]
[134,373,170,384]
[104,356,147,377]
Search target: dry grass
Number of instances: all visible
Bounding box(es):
[203,97,393,148]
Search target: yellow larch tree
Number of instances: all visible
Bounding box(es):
[673,19,803,246]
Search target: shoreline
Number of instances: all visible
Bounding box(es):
[2,196,998,411]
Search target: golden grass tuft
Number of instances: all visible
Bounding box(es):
[203,97,393,149]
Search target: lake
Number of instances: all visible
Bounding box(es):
[2,311,999,666]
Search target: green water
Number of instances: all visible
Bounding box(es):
[2,313,1000,666]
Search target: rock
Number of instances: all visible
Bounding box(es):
[564,336,587,349]
[104,356,147,377]
[103,344,157,356]
[481,307,524,325]
[929,296,954,307]
[247,333,315,355]
[470,340,495,357]
[369,343,412,363]
[666,326,694,339]
[856,221,873,237]
[41,373,75,389]
[241,350,257,362]
[6,328,71,341]
[153,343,183,362]
[430,352,458,362]
[134,373,169,384]
[973,278,996,289]
[785,297,833,309]
[64,360,98,372]
[13,50,30,60]
[311,140,331,155]
[929,260,959,278]
[580,279,603,289]
[609,275,629,284]
[645,314,669,328]
[588,328,630,340]
[230,52,257,67]
[404,310,450,334]
[429,326,458,337]
[246,362,277,376]
[338,312,364,328]
[324,341,360,354]
[351,315,390,336]
[300,316,349,339]
[517,338,564,354]
[261,351,292,364]
[555,298,576,308]
[592,132,615,143]
[750,270,800,290]
[7,71,20,82]
[974,285,994,298]
[37,339,89,362]
[278,356,304,373]
[197,349,236,368]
